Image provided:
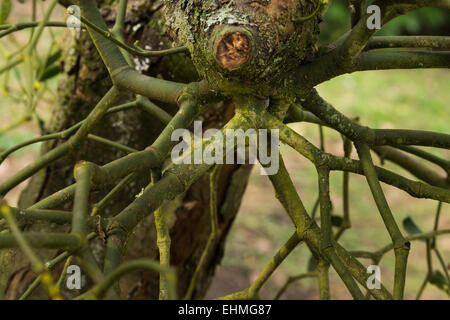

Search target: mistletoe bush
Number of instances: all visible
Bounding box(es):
[0,0,449,300]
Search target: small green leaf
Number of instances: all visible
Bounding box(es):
[331,215,343,227]
[37,49,62,80]
[44,49,62,69]
[402,216,423,240]
[0,0,12,24]
[37,65,61,82]
[429,270,449,292]
[307,255,317,272]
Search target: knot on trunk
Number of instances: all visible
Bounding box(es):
[216,31,252,71]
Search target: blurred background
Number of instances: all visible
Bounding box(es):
[0,0,449,299]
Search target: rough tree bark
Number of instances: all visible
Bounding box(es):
[2,0,252,299]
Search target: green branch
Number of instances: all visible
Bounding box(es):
[372,146,448,188]
[395,146,450,175]
[316,166,364,299]
[153,171,172,301]
[267,154,382,299]
[0,206,72,226]
[357,50,450,72]
[75,12,188,58]
[0,21,70,39]
[266,113,450,203]
[0,100,138,163]
[185,165,223,300]
[91,173,137,217]
[334,136,353,240]
[355,142,410,300]
[83,259,177,300]
[19,232,97,300]
[76,0,187,105]
[301,89,450,149]
[247,232,303,299]
[365,36,450,50]
[88,134,138,154]
[291,48,449,91]
[274,272,318,300]
[0,87,121,198]
[0,232,83,250]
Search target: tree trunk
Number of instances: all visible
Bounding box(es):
[2,0,251,300]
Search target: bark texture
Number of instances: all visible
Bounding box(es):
[2,0,252,299]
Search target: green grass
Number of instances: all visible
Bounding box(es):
[218,69,450,300]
